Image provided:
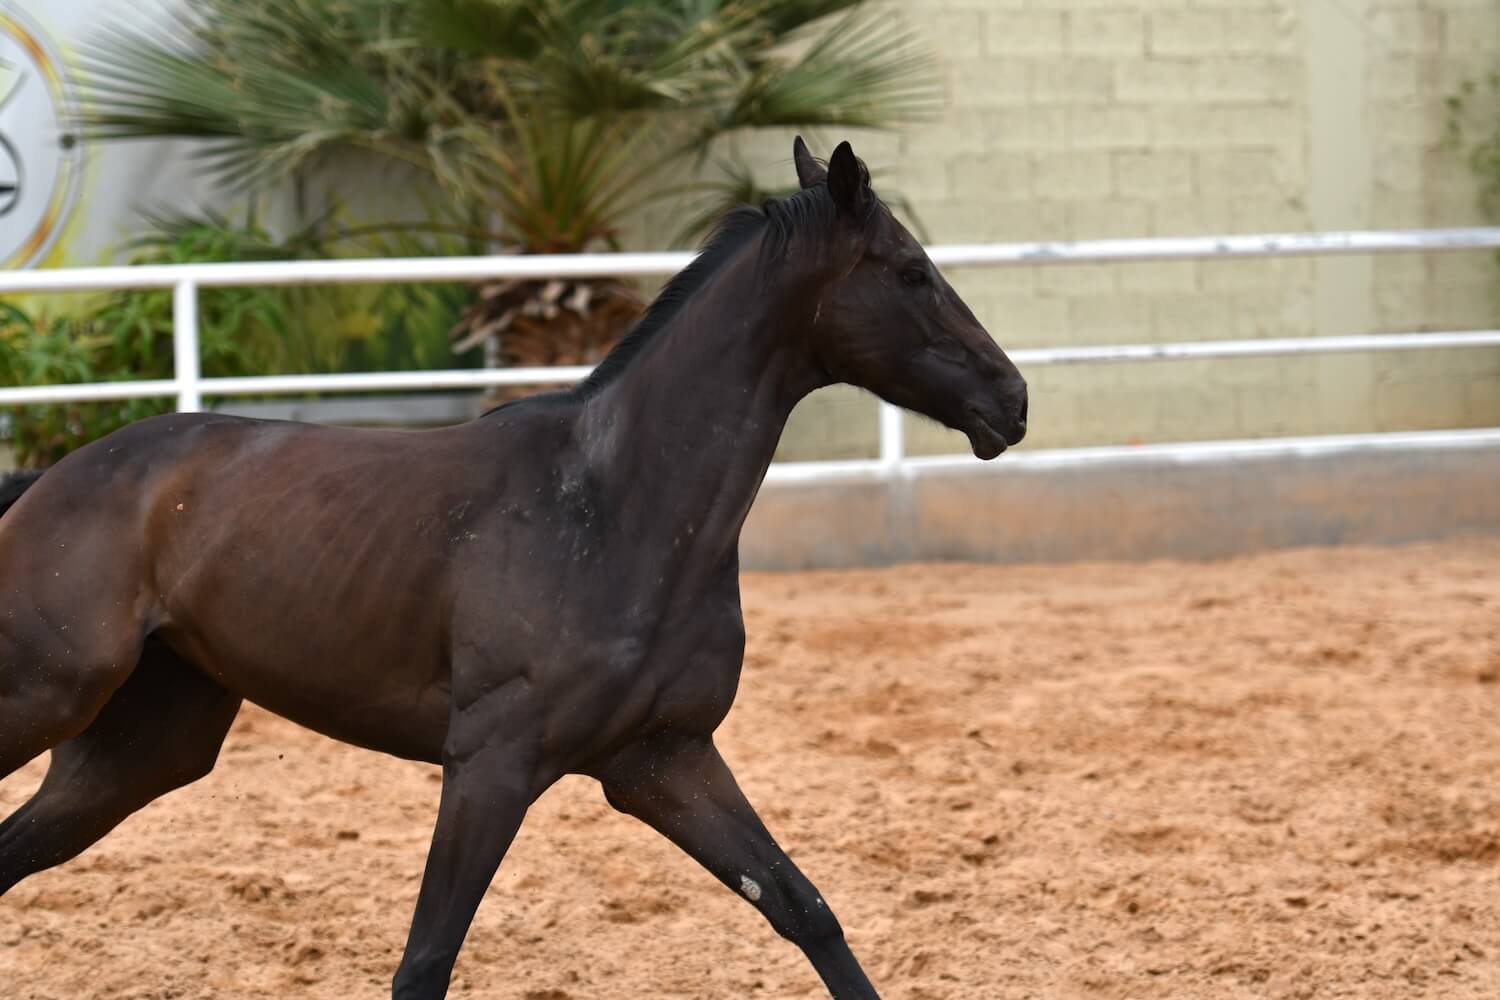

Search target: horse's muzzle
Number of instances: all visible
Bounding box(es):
[964,377,1027,460]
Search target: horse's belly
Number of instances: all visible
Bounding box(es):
[160,617,452,763]
[154,567,454,765]
[150,498,458,759]
[247,674,450,764]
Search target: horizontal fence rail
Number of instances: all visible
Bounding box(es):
[2,227,1499,477]
[3,228,1498,294]
[9,331,1500,408]
[761,427,1500,482]
[925,227,1500,267]
[1007,329,1500,366]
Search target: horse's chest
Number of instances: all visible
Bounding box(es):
[539,594,745,751]
[645,615,745,725]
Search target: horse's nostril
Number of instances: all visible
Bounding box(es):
[1007,392,1029,446]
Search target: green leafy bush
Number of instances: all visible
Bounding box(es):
[1,212,475,466]
[0,303,172,467]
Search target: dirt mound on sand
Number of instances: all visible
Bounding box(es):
[5,540,1500,998]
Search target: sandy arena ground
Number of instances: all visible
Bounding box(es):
[3,540,1500,999]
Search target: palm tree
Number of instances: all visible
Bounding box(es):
[82,0,937,390]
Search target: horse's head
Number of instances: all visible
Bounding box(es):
[792,137,1027,459]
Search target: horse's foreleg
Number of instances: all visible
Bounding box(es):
[0,640,239,897]
[391,719,542,1000]
[599,736,880,1000]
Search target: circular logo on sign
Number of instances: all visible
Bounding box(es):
[0,4,81,270]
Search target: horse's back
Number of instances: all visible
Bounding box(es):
[2,412,317,584]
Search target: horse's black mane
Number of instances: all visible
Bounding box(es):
[484,181,846,414]
[574,205,771,397]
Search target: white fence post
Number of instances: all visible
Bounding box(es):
[879,401,905,471]
[172,280,202,412]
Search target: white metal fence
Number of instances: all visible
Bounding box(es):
[3,227,1500,480]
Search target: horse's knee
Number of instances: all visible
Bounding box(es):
[779,901,845,949]
[756,872,846,947]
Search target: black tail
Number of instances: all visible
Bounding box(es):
[0,470,42,518]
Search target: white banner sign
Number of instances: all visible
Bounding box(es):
[0,2,81,268]
[0,0,214,270]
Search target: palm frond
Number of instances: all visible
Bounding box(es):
[716,8,940,132]
[82,0,939,251]
[80,1,437,191]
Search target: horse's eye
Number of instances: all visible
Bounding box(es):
[901,267,929,288]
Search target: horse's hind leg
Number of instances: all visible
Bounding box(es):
[0,461,158,781]
[0,597,151,782]
[0,638,240,897]
[0,648,133,784]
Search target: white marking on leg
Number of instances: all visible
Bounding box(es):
[739,875,762,902]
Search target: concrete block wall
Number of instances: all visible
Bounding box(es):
[713,0,1500,461]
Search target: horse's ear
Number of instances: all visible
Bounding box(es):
[826,141,870,218]
[792,135,825,189]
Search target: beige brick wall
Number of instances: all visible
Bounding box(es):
[733,0,1500,460]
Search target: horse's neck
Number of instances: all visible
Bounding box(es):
[584,250,823,558]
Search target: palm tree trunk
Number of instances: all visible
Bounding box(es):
[451,277,645,408]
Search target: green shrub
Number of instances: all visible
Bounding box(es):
[1,212,476,466]
[0,303,171,467]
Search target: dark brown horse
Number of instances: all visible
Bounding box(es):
[0,139,1026,999]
